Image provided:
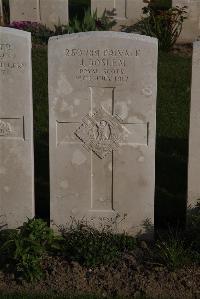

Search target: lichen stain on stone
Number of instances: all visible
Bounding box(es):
[137,156,145,163]
[108,162,112,171]
[142,86,153,97]
[59,100,78,118]
[59,180,69,189]
[115,101,129,119]
[0,166,6,175]
[72,149,87,165]
[99,197,105,202]
[74,98,80,106]
[138,176,147,187]
[57,75,73,96]
[4,186,10,192]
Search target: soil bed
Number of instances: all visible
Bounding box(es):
[0,252,199,299]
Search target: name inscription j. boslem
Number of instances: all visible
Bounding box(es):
[64,48,141,84]
[0,43,25,74]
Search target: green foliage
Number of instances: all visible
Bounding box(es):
[19,218,56,249]
[138,3,187,51]
[186,202,200,254]
[9,21,53,44]
[54,9,115,35]
[9,9,115,45]
[155,232,192,270]
[60,217,136,267]
[0,218,59,282]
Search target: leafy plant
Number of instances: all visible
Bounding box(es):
[155,232,191,270]
[185,201,200,254]
[59,217,136,267]
[54,9,116,35]
[9,21,54,44]
[138,1,187,51]
[0,218,59,282]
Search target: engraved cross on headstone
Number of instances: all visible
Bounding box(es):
[57,87,148,212]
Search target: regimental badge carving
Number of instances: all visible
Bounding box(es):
[0,120,12,136]
[75,107,124,159]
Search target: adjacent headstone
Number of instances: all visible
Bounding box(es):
[91,0,146,23]
[9,0,41,23]
[49,32,158,236]
[173,0,200,43]
[40,0,68,30]
[188,41,200,208]
[126,0,147,24]
[9,0,68,30]
[91,0,126,19]
[0,27,34,229]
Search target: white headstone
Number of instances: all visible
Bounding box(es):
[173,0,200,43]
[40,0,68,30]
[188,41,200,208]
[126,0,147,24]
[9,0,68,29]
[0,27,34,229]
[91,0,146,22]
[9,0,41,23]
[49,32,158,236]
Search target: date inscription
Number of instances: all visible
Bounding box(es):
[65,47,141,85]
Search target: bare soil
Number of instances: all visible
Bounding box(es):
[0,252,199,298]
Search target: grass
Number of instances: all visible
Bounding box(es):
[156,51,192,228]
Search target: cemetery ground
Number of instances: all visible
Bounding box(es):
[0,44,199,298]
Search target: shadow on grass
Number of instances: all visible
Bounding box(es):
[155,136,188,229]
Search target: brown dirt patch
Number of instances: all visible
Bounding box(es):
[0,253,199,298]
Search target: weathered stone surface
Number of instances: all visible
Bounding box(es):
[91,0,146,22]
[9,0,40,23]
[9,0,68,29]
[188,41,200,208]
[173,0,200,43]
[49,32,157,236]
[126,0,147,23]
[0,27,34,229]
[40,0,68,30]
